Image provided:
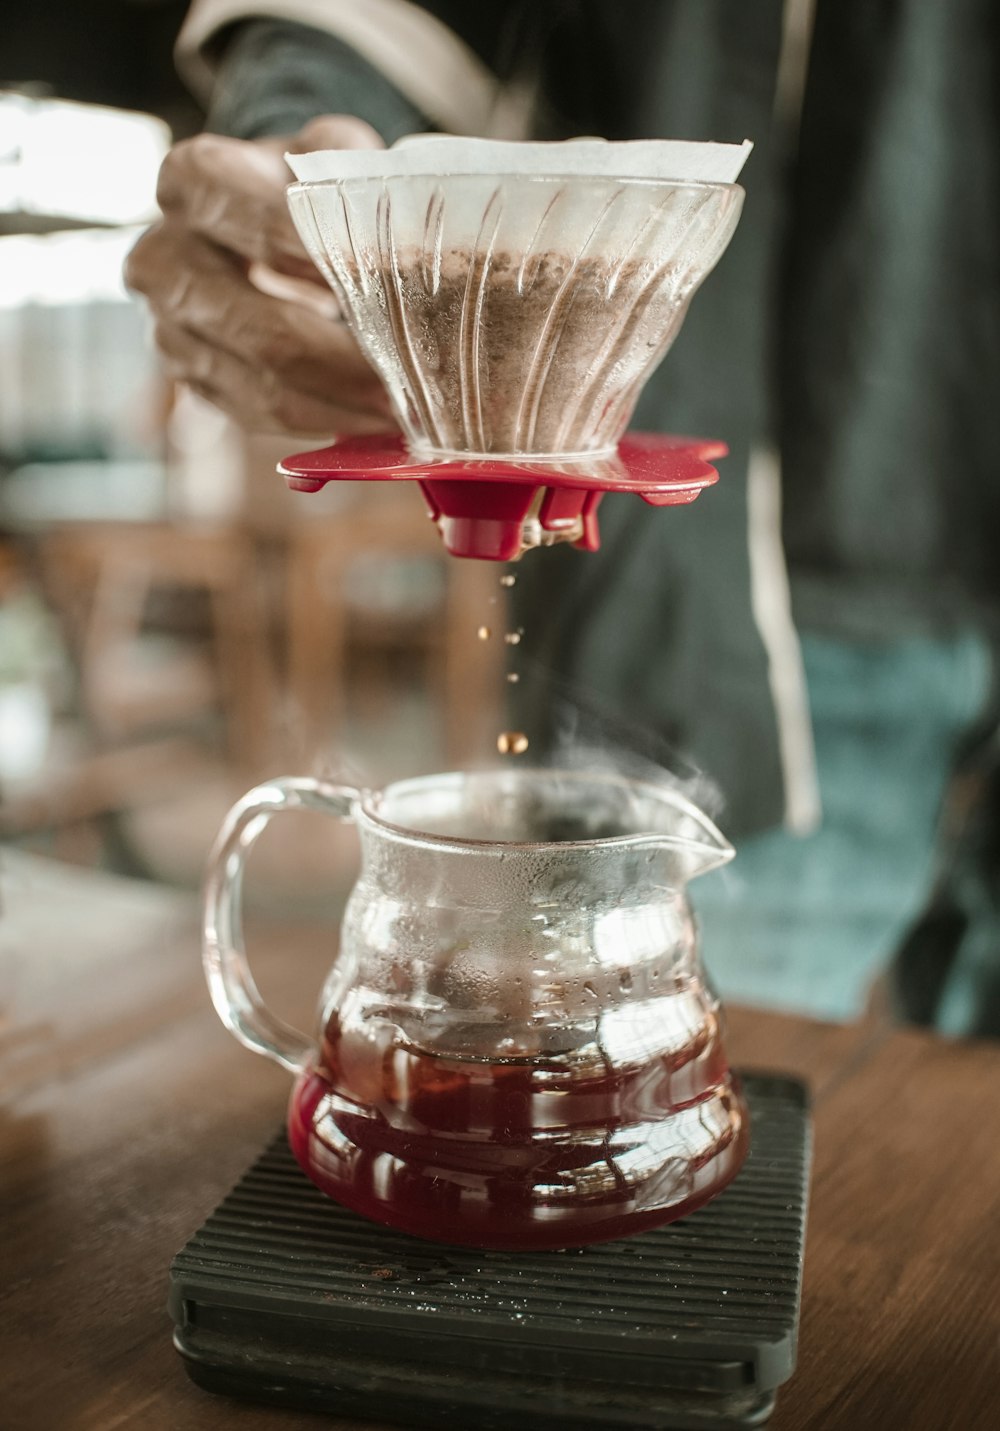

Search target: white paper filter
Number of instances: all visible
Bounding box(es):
[285,134,753,185]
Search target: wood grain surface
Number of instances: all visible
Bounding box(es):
[2,851,998,1431]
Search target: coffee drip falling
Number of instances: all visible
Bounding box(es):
[279,135,751,559]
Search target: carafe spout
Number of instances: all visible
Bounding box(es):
[642,788,735,884]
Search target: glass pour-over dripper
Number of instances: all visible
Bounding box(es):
[279,136,750,559]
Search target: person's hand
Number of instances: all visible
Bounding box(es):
[125,115,396,436]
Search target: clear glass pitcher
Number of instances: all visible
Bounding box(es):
[203,768,748,1250]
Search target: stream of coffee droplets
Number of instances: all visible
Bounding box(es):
[482,570,527,755]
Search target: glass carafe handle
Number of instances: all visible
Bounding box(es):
[202,777,360,1075]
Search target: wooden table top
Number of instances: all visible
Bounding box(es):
[1,850,999,1431]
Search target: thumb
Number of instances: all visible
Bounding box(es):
[286,114,385,154]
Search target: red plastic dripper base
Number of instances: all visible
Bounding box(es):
[278,432,726,560]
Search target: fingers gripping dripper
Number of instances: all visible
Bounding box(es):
[278,432,727,561]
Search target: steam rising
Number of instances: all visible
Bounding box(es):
[511,667,726,832]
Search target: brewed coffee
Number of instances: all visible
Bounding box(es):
[289,1009,746,1251]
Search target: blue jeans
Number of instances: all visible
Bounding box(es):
[694,631,992,1022]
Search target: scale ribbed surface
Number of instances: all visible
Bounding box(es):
[171,1075,809,1403]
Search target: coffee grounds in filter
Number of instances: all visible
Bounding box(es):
[337,247,688,457]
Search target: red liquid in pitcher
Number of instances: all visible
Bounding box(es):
[288,1011,748,1250]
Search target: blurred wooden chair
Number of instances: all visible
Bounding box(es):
[6,399,507,857]
[1,520,265,849]
[285,484,504,768]
[39,519,271,768]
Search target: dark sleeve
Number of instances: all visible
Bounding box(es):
[205,17,429,143]
[411,0,537,80]
[203,1,545,144]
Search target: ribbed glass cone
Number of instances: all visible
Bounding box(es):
[288,174,743,460]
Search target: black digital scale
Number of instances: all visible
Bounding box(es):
[169,1074,809,1430]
